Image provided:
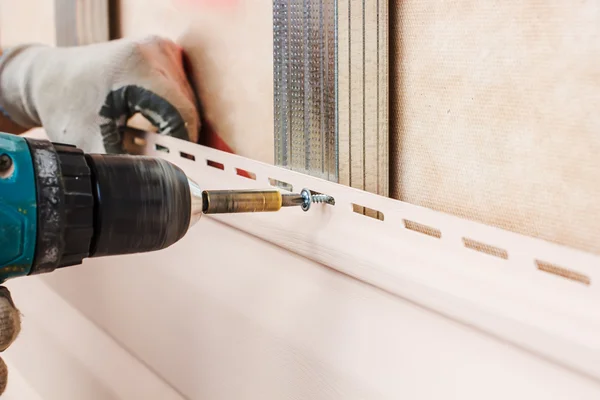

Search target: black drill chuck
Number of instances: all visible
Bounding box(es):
[25,137,194,276]
[86,153,192,257]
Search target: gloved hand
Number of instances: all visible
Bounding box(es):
[0,35,200,395]
[0,287,20,395]
[0,35,200,153]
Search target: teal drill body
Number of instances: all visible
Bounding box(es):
[0,133,38,281]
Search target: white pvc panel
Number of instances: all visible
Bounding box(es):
[3,277,183,399]
[5,129,599,398]
[6,130,598,398]
[129,132,600,381]
[40,218,600,399]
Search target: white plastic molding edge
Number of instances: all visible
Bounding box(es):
[128,130,600,383]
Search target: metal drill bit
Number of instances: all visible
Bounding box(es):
[201,188,335,214]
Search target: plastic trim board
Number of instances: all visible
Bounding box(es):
[41,214,600,398]
[125,130,600,383]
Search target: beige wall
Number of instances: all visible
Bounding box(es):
[390,1,600,254]
[0,0,55,46]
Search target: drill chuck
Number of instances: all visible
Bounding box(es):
[85,153,192,258]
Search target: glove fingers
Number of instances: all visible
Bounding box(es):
[0,287,21,396]
[99,118,125,154]
[0,287,20,352]
[99,84,198,153]
[130,36,200,142]
[124,85,191,141]
[129,81,199,143]
[98,36,201,153]
[0,356,7,395]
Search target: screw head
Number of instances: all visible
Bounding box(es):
[300,188,311,212]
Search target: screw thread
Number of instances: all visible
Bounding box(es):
[311,194,335,206]
[299,188,335,211]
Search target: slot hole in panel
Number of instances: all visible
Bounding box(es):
[155,143,170,153]
[132,136,147,147]
[403,220,441,239]
[269,178,293,192]
[352,204,384,221]
[207,160,224,170]
[236,168,256,180]
[463,238,508,259]
[122,133,145,154]
[180,151,195,161]
[536,260,590,286]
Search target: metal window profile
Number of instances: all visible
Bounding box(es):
[273,0,389,197]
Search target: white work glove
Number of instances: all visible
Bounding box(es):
[0,35,200,153]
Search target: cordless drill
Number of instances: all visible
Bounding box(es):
[0,132,204,282]
[0,132,333,283]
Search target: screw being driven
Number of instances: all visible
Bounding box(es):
[300,188,335,212]
[202,188,336,214]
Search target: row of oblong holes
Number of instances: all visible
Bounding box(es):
[156,141,592,287]
[349,206,590,286]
